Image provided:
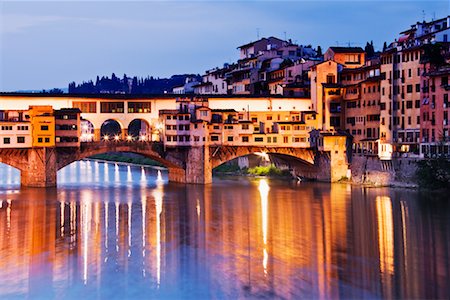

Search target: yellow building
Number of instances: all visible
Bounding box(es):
[29,106,55,147]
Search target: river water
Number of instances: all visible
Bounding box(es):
[0,161,448,299]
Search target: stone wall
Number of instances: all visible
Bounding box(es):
[350,155,419,186]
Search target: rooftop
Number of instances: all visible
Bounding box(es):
[328,46,365,53]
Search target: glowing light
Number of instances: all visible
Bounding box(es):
[139,135,147,141]
[156,170,163,183]
[154,179,164,287]
[105,202,109,252]
[114,164,120,183]
[376,196,394,275]
[114,135,120,141]
[127,165,132,182]
[140,167,147,183]
[196,198,200,219]
[60,201,65,237]
[259,179,270,276]
[255,151,270,162]
[103,135,109,141]
[128,201,132,257]
[126,135,133,141]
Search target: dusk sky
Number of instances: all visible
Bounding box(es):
[1,0,449,91]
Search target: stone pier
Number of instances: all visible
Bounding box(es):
[21,148,57,188]
[185,146,212,184]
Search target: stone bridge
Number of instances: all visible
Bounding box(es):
[0,142,347,187]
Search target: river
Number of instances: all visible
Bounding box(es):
[0,161,448,299]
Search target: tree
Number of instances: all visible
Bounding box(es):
[365,41,375,58]
[316,45,322,57]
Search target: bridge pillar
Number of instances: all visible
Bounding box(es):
[21,148,57,187]
[94,129,101,141]
[185,146,212,184]
[167,167,186,183]
[121,128,128,138]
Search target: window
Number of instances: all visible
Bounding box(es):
[45,138,50,143]
[406,85,413,93]
[408,69,412,77]
[38,138,43,143]
[254,137,264,142]
[242,136,249,142]
[326,75,335,84]
[227,136,233,142]
[184,115,190,120]
[17,137,25,143]
[166,115,172,120]
[415,100,420,108]
[406,101,413,109]
[211,136,219,141]
[266,115,272,120]
[127,102,151,113]
[283,136,289,143]
[242,124,249,130]
[1,126,13,130]
[100,102,124,113]
[415,84,420,93]
[3,137,10,144]
[73,101,96,113]
[200,110,208,117]
[41,125,49,131]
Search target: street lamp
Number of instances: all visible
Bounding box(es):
[114,135,120,141]
[103,135,109,141]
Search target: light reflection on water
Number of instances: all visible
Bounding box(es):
[0,161,449,299]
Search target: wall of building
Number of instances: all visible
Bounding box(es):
[0,122,32,148]
[350,155,418,186]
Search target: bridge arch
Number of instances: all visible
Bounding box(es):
[80,119,95,142]
[0,149,30,172]
[56,142,182,171]
[100,119,124,140]
[127,118,151,141]
[210,146,316,169]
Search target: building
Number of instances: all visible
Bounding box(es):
[0,110,32,148]
[159,96,318,148]
[324,47,365,68]
[54,108,81,147]
[379,15,450,159]
[420,61,450,157]
[310,47,383,157]
[28,106,55,147]
[193,66,229,95]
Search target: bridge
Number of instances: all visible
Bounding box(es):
[0,140,347,187]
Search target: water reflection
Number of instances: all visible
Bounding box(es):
[0,162,449,299]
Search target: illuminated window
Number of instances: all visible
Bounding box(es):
[127,102,151,113]
[73,101,96,113]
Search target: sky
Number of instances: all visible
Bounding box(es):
[0,0,449,91]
